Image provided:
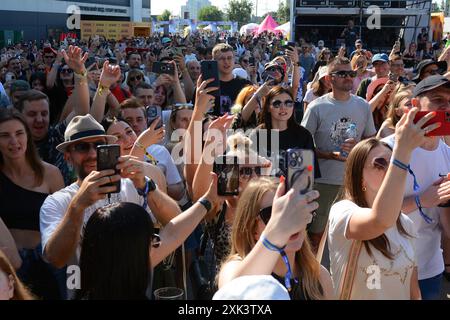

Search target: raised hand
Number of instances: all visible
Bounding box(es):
[135,117,165,147]
[72,170,121,210]
[62,45,88,74]
[99,60,121,88]
[395,107,440,152]
[263,174,320,247]
[195,76,219,114]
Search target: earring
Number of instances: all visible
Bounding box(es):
[362,186,367,192]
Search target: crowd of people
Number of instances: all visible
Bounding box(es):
[0,26,449,300]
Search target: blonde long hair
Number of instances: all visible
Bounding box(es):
[225,177,325,300]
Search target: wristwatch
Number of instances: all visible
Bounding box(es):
[137,176,156,197]
[198,197,212,213]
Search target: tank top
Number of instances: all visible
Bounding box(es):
[271,272,309,300]
[0,171,48,231]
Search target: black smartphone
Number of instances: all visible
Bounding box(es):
[146,105,162,129]
[152,62,175,75]
[285,149,314,194]
[284,41,296,50]
[213,155,239,196]
[249,57,255,66]
[200,60,221,115]
[388,72,398,82]
[96,144,121,194]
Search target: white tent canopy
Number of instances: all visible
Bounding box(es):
[240,23,259,35]
[275,22,290,35]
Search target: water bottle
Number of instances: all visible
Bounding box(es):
[340,123,357,158]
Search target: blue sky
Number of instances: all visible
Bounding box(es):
[151,0,280,16]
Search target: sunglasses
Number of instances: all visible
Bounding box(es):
[44,56,54,59]
[151,233,161,248]
[240,166,262,177]
[71,141,105,153]
[370,157,390,171]
[259,206,272,225]
[129,75,142,81]
[271,99,294,108]
[60,68,73,74]
[242,59,249,63]
[330,70,357,78]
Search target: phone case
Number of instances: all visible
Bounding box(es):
[97,145,121,193]
[214,156,239,196]
[285,149,314,194]
[413,111,450,136]
[146,106,162,129]
[200,61,221,115]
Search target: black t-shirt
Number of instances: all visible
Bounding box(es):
[253,125,321,179]
[344,27,359,47]
[219,77,252,114]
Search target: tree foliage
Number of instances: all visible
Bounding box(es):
[198,6,224,21]
[158,9,172,22]
[227,0,253,27]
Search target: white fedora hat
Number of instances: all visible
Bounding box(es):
[56,114,117,153]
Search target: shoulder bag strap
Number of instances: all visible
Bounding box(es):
[338,240,363,300]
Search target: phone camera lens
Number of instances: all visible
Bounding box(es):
[289,160,297,167]
[291,152,298,159]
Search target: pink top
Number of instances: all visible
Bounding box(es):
[352,71,372,94]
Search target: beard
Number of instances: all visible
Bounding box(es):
[73,157,97,180]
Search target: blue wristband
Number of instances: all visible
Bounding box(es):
[261,235,298,291]
[391,159,420,192]
[414,195,433,224]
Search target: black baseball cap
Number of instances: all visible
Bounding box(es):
[412,59,447,82]
[413,75,450,97]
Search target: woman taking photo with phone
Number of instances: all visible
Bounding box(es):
[0,109,64,299]
[217,175,334,300]
[253,85,320,178]
[328,108,439,299]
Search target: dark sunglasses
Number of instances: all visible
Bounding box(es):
[242,59,249,63]
[60,68,73,74]
[151,233,161,248]
[271,99,294,108]
[240,166,262,177]
[44,55,54,59]
[71,141,104,153]
[129,75,142,81]
[259,206,272,225]
[371,157,390,171]
[330,70,357,78]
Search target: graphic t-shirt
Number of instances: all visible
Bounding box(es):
[301,93,376,185]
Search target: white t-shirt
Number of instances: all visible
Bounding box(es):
[328,200,417,300]
[303,88,319,104]
[383,135,450,280]
[146,144,182,186]
[40,178,146,258]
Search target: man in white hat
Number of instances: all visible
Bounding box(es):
[40,114,182,270]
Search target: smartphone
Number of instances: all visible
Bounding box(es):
[5,73,15,82]
[284,41,296,50]
[152,62,175,75]
[146,105,162,129]
[249,56,255,66]
[388,72,398,82]
[413,111,450,136]
[96,144,121,194]
[284,149,314,194]
[213,155,239,196]
[201,60,221,115]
